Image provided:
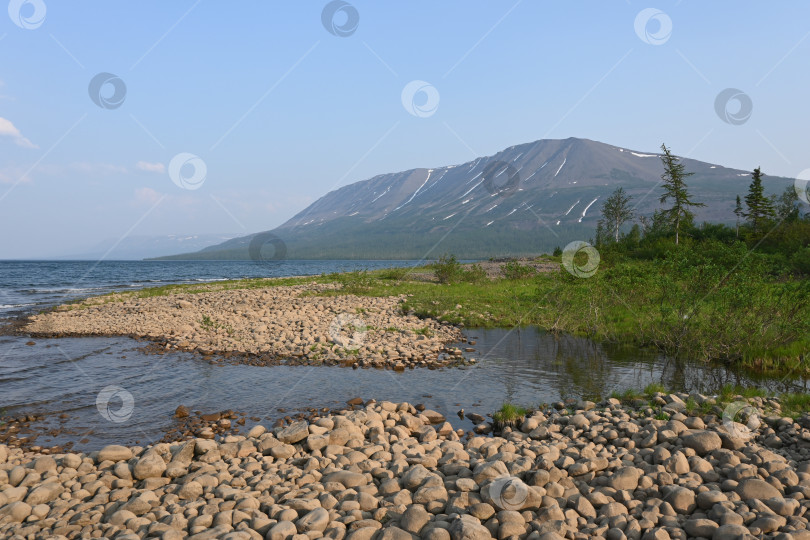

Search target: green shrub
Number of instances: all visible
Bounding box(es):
[432,256,488,284]
[433,254,463,284]
[333,271,374,293]
[501,261,536,280]
[378,267,409,281]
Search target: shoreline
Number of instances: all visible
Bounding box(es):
[2,395,810,539]
[21,281,469,371]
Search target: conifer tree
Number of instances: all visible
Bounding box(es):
[743,167,775,233]
[658,143,704,245]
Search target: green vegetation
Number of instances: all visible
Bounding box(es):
[199,315,234,336]
[432,254,487,284]
[610,383,810,419]
[780,393,810,418]
[493,403,527,430]
[501,261,537,280]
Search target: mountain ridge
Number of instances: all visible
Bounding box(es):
[154,137,792,260]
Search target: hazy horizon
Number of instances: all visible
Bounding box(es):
[2,2,809,258]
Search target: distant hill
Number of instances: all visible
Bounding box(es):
[154,137,792,260]
[61,234,241,260]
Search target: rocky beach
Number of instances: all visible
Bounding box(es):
[2,394,810,540]
[22,283,466,370]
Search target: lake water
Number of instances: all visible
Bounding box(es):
[1,261,807,451]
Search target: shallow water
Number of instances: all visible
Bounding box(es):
[2,327,806,451]
[0,260,428,317]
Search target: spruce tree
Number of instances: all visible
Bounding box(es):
[743,167,775,233]
[658,143,704,245]
[598,187,634,242]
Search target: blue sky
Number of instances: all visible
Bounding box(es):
[1,1,808,258]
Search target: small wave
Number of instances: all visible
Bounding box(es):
[26,287,111,294]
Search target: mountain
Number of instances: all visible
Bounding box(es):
[154,138,792,260]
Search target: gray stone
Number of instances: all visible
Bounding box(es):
[449,518,491,540]
[132,449,167,480]
[97,444,133,462]
[0,501,32,522]
[400,504,431,534]
[324,470,367,488]
[684,518,719,538]
[712,524,750,540]
[663,486,695,514]
[24,482,63,505]
[267,521,297,540]
[296,507,329,533]
[607,467,640,491]
[277,421,309,444]
[736,478,781,500]
[682,431,722,456]
[377,526,418,540]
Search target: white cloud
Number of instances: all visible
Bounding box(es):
[134,187,163,205]
[136,161,165,174]
[0,117,37,148]
[70,162,128,175]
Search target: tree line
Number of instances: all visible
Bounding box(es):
[590,143,808,272]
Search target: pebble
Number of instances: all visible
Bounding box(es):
[1,396,809,540]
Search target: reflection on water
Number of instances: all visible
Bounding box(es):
[0,326,806,451]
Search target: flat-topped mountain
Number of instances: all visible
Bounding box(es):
[156,138,791,260]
